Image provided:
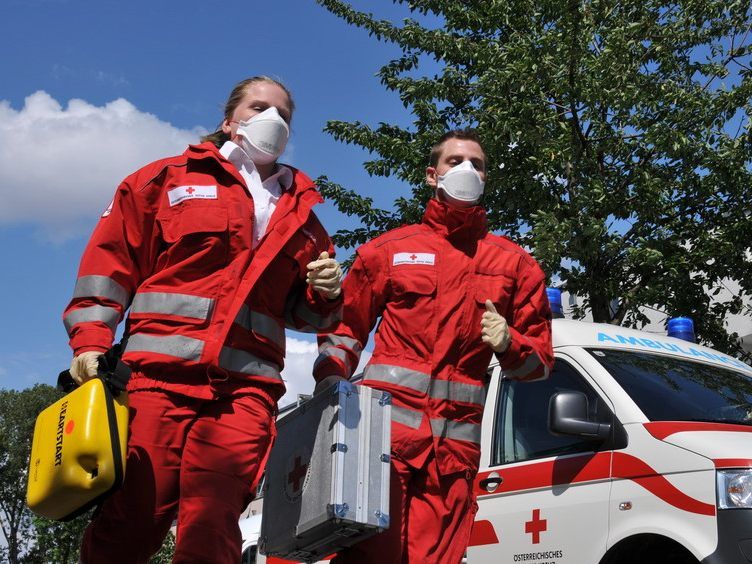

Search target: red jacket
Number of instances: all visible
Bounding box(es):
[314,198,553,474]
[64,142,341,401]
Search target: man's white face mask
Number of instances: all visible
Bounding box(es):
[235,107,289,165]
[437,160,485,205]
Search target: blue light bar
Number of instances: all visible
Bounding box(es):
[546,288,564,319]
[667,317,695,343]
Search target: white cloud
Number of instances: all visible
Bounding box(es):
[0,91,205,240]
[279,334,372,409]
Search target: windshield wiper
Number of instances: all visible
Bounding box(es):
[684,418,752,426]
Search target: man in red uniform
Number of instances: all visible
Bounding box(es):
[313,129,554,563]
[64,77,343,563]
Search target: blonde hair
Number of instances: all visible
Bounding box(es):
[201,76,295,147]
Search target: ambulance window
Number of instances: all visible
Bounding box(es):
[588,348,752,423]
[492,359,613,465]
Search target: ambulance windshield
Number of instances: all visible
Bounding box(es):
[588,348,752,424]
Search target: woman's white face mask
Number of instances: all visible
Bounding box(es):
[235,107,289,165]
[437,160,485,205]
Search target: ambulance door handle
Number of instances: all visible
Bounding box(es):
[480,472,503,492]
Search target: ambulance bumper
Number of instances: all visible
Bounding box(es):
[701,509,752,563]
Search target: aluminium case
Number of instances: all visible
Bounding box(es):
[260,381,391,562]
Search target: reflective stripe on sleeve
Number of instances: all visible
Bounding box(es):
[64,305,120,334]
[504,351,550,380]
[131,292,214,321]
[428,380,488,406]
[313,345,352,373]
[218,347,283,380]
[125,334,204,361]
[234,305,286,348]
[73,275,130,308]
[430,418,481,444]
[323,334,364,353]
[287,302,342,333]
[363,364,431,395]
[391,405,424,429]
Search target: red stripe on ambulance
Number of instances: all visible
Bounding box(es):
[468,519,499,547]
[644,421,752,440]
[475,451,714,516]
[474,452,611,497]
[714,458,752,468]
[612,452,715,516]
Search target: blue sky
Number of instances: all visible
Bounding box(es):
[0,0,426,403]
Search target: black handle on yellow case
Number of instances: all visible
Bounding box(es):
[56,370,77,393]
[56,341,131,395]
[98,343,131,393]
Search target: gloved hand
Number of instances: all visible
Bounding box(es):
[481,300,511,353]
[70,351,102,385]
[314,375,349,395]
[306,251,342,300]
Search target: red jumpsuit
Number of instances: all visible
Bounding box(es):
[314,198,553,563]
[64,142,341,563]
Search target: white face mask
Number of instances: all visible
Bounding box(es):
[437,160,485,205]
[235,107,289,165]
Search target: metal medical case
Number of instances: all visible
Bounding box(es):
[259,381,391,562]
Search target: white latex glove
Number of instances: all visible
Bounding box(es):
[70,351,102,385]
[306,251,342,300]
[481,300,511,353]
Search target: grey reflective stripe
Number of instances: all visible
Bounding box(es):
[504,351,549,379]
[314,345,352,373]
[64,305,120,333]
[218,347,283,380]
[131,292,213,321]
[323,334,363,353]
[234,305,286,348]
[430,418,481,444]
[391,405,423,429]
[290,302,341,332]
[125,334,204,361]
[428,380,487,406]
[73,275,130,307]
[363,364,431,394]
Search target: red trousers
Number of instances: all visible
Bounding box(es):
[80,388,276,563]
[332,451,478,564]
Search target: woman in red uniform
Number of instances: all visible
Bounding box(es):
[64,76,342,563]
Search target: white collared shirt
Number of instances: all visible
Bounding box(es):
[220,141,294,248]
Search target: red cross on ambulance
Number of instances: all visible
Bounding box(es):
[525,508,547,544]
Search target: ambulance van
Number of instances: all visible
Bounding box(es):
[469,317,752,564]
[247,316,752,563]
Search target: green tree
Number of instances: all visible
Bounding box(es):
[150,531,176,564]
[26,511,92,563]
[315,0,752,353]
[0,385,63,563]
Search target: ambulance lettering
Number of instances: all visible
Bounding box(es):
[512,550,564,562]
[597,332,752,372]
[54,400,68,466]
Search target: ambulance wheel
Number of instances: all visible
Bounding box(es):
[601,534,698,564]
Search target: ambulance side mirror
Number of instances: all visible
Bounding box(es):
[549,391,611,442]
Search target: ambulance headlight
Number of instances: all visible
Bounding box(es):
[717,470,752,509]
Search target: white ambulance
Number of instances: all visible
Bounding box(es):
[246,317,752,563]
[469,318,752,564]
